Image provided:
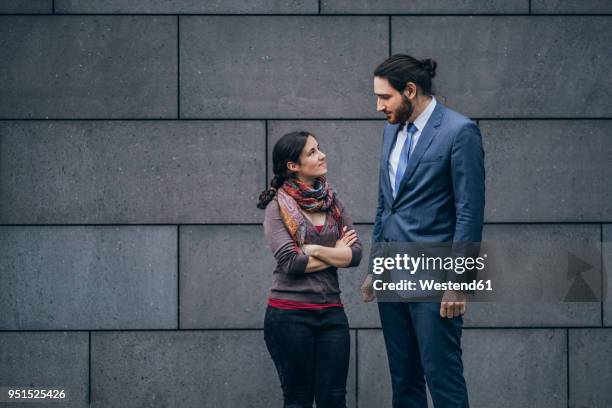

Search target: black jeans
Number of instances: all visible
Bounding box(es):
[264,306,350,408]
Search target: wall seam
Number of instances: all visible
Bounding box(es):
[177,16,181,119]
[601,224,604,327]
[2,221,611,227]
[355,329,359,408]
[0,117,610,121]
[265,120,269,190]
[388,16,392,56]
[88,331,91,406]
[2,13,611,17]
[566,328,570,408]
[177,225,181,329]
[0,326,607,332]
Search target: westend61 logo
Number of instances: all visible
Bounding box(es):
[371,253,488,275]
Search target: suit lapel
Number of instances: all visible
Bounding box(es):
[393,101,445,202]
[382,123,401,207]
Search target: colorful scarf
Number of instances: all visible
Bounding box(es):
[276,176,344,251]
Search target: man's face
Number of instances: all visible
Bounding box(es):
[373,76,414,124]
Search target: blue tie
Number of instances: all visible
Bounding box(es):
[394,123,417,198]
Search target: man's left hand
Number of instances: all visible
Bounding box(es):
[440,290,467,318]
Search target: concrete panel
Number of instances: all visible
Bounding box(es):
[482,120,612,222]
[0,226,177,330]
[0,0,51,13]
[391,17,612,118]
[463,329,567,407]
[0,121,265,223]
[180,225,379,329]
[357,330,392,408]
[180,16,388,119]
[358,329,567,408]
[179,225,273,329]
[569,329,612,408]
[321,0,527,14]
[267,120,383,223]
[604,224,611,326]
[55,0,318,14]
[533,0,612,14]
[464,224,601,327]
[0,16,177,119]
[0,332,88,407]
[91,330,356,407]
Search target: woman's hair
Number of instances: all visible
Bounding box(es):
[257,131,311,209]
[374,54,437,95]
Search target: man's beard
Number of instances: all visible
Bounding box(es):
[395,94,414,124]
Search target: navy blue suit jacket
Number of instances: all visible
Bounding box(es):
[371,100,485,292]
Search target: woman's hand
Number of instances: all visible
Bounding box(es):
[305,228,357,268]
[335,226,358,248]
[302,244,320,256]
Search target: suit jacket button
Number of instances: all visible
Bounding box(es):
[391,208,396,214]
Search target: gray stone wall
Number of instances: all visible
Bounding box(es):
[1,1,610,407]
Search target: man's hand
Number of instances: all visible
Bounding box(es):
[361,274,376,303]
[440,290,467,318]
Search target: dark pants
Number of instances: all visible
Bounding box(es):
[264,306,350,408]
[377,301,469,408]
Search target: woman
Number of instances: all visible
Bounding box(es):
[257,131,362,408]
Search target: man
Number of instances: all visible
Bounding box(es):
[361,54,485,408]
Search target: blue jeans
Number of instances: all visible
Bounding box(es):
[378,301,469,408]
[264,306,350,408]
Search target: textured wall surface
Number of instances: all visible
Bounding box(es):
[1,1,610,407]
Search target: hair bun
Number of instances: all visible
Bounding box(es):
[421,58,437,78]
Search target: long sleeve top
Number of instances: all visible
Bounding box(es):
[263,195,362,304]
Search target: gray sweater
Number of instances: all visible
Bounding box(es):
[263,196,362,304]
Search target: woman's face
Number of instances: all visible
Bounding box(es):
[288,135,327,183]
